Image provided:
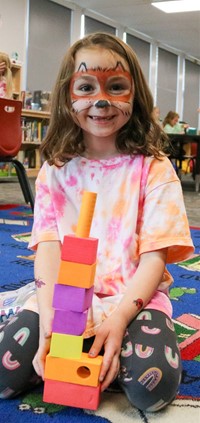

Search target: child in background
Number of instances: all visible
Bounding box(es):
[0,52,13,98]
[152,106,161,124]
[0,32,194,412]
[163,111,188,134]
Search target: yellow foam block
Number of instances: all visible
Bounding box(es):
[58,260,96,289]
[45,352,103,387]
[49,332,83,359]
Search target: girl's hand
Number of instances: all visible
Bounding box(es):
[88,311,127,392]
[32,309,54,379]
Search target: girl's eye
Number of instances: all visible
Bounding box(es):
[78,84,94,93]
[110,84,124,92]
[108,81,130,94]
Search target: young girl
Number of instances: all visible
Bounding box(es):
[0,52,13,98]
[163,111,188,134]
[0,32,194,412]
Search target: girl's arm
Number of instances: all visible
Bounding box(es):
[89,248,167,391]
[32,240,61,379]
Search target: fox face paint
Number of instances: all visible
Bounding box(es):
[70,61,133,117]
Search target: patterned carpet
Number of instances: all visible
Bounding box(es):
[0,204,199,422]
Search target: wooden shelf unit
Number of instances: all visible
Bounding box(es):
[22,109,50,120]
[11,61,51,176]
[11,62,22,100]
[20,109,50,174]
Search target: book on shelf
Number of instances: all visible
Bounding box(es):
[17,148,39,170]
[21,118,48,144]
[21,91,33,109]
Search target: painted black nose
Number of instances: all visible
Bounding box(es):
[94,100,111,108]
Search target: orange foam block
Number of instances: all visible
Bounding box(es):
[43,379,101,410]
[50,332,83,359]
[61,235,98,265]
[76,191,97,239]
[45,352,103,386]
[58,260,96,289]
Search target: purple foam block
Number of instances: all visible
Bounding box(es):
[52,309,88,336]
[52,284,94,312]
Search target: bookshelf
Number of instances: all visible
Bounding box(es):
[0,63,51,178]
[22,109,50,120]
[11,63,22,100]
[20,109,50,177]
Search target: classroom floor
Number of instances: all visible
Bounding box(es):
[0,174,200,227]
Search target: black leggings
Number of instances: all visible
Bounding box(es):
[0,309,182,411]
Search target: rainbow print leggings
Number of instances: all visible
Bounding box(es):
[0,309,182,411]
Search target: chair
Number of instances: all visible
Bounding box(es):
[0,98,34,211]
[168,135,196,181]
[182,143,197,180]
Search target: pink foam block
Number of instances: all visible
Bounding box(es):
[61,235,98,265]
[52,309,87,335]
[52,284,94,312]
[43,378,101,410]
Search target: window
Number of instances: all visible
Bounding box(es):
[183,60,200,127]
[27,0,71,91]
[84,16,116,35]
[157,48,178,119]
[126,34,150,81]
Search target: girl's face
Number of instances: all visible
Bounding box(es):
[170,116,179,126]
[70,47,134,143]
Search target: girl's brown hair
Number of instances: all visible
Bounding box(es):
[0,52,13,98]
[41,32,168,165]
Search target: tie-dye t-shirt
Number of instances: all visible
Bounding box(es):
[29,154,194,337]
[0,79,7,98]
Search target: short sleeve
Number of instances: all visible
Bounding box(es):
[138,157,194,263]
[28,162,60,250]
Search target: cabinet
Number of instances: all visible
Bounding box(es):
[20,109,50,177]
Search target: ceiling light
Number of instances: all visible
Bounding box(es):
[152,0,200,13]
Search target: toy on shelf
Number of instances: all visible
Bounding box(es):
[43,191,102,410]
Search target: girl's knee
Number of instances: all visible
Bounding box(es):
[119,367,182,412]
[0,310,40,399]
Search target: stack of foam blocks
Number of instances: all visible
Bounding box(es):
[43,191,103,410]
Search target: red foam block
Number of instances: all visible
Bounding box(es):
[43,378,101,410]
[61,235,98,265]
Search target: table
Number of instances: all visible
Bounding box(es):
[168,134,200,192]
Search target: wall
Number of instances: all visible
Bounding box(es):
[0,0,28,89]
[0,0,199,129]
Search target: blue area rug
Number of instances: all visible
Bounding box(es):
[0,204,199,422]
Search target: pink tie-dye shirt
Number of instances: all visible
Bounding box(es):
[29,154,194,337]
[0,79,7,98]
